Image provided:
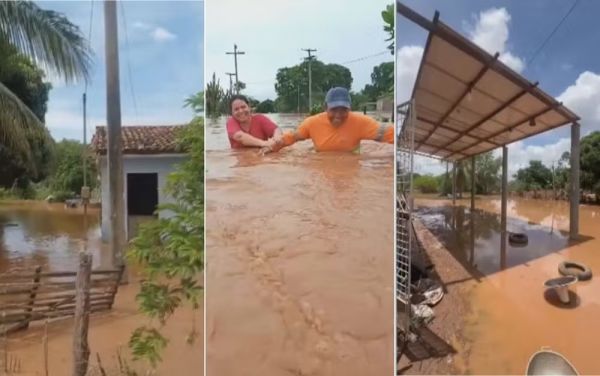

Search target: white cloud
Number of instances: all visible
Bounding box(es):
[498,138,571,178]
[467,8,524,73]
[395,45,423,103]
[557,71,600,134]
[151,27,176,42]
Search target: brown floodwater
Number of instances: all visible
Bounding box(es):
[415,197,600,374]
[206,114,394,376]
[0,201,105,273]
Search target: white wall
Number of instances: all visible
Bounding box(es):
[99,154,187,241]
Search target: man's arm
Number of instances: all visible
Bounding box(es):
[361,116,394,144]
[262,120,310,154]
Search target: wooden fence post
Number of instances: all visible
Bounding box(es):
[73,253,92,376]
[24,266,42,329]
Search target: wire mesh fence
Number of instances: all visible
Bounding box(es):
[396,99,415,334]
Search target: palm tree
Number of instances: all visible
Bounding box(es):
[0,1,91,160]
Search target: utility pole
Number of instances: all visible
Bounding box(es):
[226,72,236,94]
[302,48,317,110]
[226,44,245,93]
[104,0,126,276]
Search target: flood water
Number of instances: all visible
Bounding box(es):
[415,197,600,374]
[206,114,394,375]
[0,201,104,273]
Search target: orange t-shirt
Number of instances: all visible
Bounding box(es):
[281,112,394,152]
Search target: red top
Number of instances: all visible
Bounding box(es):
[226,114,278,149]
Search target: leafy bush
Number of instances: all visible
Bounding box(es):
[127,99,203,368]
[414,175,438,193]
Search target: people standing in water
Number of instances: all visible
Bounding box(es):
[262,87,394,154]
[226,94,283,149]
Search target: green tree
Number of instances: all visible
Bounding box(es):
[362,61,394,102]
[513,160,553,191]
[49,139,96,196]
[256,99,275,113]
[128,93,203,368]
[0,1,91,160]
[206,73,224,117]
[465,152,502,195]
[414,174,438,193]
[274,59,352,112]
[0,41,54,188]
[580,131,600,192]
[382,4,394,55]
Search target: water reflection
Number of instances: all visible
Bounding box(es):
[415,201,571,277]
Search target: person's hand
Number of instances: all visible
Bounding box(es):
[273,133,283,145]
[259,145,273,156]
[262,138,276,148]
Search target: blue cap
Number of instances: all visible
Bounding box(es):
[325,87,351,110]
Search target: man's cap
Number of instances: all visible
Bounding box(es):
[325,87,351,110]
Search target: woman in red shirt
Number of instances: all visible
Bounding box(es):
[226,95,282,149]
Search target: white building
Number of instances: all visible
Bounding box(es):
[92,125,187,241]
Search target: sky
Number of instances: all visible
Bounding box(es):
[205,0,393,101]
[396,0,600,178]
[38,1,204,142]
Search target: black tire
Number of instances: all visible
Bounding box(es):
[509,232,528,245]
[559,261,592,281]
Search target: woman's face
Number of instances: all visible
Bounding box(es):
[232,99,251,123]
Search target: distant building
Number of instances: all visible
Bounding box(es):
[91,125,187,241]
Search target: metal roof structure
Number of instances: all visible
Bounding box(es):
[397,2,579,161]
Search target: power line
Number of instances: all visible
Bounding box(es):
[526,0,580,67]
[119,1,139,120]
[339,50,388,65]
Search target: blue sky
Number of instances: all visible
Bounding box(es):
[206,0,393,101]
[39,1,204,142]
[397,0,600,176]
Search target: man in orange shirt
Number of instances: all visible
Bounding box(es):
[263,87,394,154]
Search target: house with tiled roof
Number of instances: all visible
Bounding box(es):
[91,125,188,241]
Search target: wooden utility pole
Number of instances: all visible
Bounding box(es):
[72,252,92,376]
[104,0,126,272]
[226,44,245,93]
[226,72,236,94]
[302,48,317,109]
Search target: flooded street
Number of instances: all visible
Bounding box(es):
[415,197,600,374]
[206,114,394,375]
[0,201,105,273]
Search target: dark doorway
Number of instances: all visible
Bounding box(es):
[127,173,158,216]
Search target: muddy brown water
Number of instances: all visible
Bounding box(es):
[0,201,105,273]
[415,197,600,375]
[206,114,394,376]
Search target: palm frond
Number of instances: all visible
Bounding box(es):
[0,81,48,166]
[0,1,92,83]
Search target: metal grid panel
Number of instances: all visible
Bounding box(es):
[397,100,415,333]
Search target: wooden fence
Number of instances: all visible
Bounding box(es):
[0,266,123,334]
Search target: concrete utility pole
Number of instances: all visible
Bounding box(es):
[226,72,236,94]
[226,44,245,93]
[104,0,126,273]
[302,48,317,109]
